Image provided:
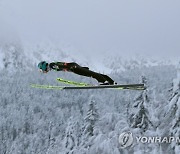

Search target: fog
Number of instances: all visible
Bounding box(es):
[0,0,180,60]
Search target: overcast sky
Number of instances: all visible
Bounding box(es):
[0,0,180,60]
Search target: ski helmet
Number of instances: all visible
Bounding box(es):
[38,61,48,71]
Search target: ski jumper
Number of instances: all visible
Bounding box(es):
[49,62,114,84]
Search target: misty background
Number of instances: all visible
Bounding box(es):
[0,0,180,63]
[0,0,180,154]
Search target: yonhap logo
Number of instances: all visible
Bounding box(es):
[119,132,180,148]
[119,131,134,148]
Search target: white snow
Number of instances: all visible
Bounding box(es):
[0,39,179,154]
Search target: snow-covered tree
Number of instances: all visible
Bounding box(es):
[130,76,153,132]
[63,117,82,153]
[2,43,26,71]
[84,98,99,137]
[167,63,180,153]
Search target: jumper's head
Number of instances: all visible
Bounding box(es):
[38,61,49,73]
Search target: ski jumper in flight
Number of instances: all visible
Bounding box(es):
[38,61,116,85]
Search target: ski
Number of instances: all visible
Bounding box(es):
[56,78,145,90]
[56,78,91,86]
[30,83,145,90]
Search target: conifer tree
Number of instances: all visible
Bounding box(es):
[168,63,180,152]
[84,99,99,136]
[130,76,153,132]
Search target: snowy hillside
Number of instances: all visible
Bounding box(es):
[0,41,180,154]
[0,35,179,153]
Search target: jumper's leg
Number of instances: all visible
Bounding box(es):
[71,66,115,85]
